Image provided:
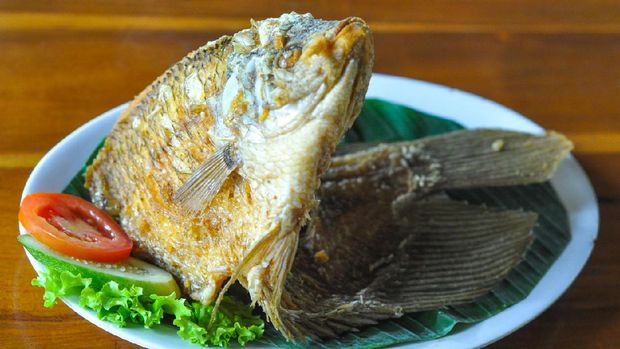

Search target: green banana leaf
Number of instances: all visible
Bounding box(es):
[62,139,105,201]
[63,98,570,349]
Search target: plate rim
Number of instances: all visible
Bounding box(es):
[19,73,599,349]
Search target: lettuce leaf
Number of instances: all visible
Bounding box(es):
[32,269,264,347]
[32,269,90,307]
[173,297,265,346]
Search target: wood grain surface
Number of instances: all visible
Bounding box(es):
[1,1,618,348]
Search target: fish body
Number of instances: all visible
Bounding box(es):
[86,12,373,311]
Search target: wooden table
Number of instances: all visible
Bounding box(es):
[1,1,618,348]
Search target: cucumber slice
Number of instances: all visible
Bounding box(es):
[18,234,181,297]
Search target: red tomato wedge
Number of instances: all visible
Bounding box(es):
[19,193,132,262]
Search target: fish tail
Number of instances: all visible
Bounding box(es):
[422,129,573,190]
[381,194,537,312]
[279,194,537,337]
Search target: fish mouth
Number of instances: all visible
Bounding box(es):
[301,17,372,64]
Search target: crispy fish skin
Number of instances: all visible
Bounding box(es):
[85,12,373,311]
[274,129,572,339]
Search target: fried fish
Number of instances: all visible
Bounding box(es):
[85,11,373,316]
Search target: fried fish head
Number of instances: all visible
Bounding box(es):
[85,13,373,314]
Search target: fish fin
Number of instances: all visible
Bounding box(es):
[326,130,571,201]
[173,143,239,213]
[423,129,573,189]
[373,194,536,311]
[210,223,299,339]
[333,141,381,156]
[277,195,536,338]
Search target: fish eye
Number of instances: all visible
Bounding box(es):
[276,47,302,69]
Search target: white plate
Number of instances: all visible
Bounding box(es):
[19,73,599,349]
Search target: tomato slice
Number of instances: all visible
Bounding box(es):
[19,193,133,262]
